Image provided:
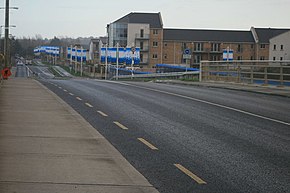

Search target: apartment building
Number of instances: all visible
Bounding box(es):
[107,12,163,66]
[107,12,290,68]
[269,30,290,61]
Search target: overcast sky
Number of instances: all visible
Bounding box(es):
[1,0,290,39]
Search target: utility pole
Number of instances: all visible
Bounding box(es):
[4,0,9,67]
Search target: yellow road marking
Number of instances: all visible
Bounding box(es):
[76,97,82,101]
[174,164,207,185]
[97,111,108,117]
[85,103,93,108]
[69,93,74,96]
[113,121,128,130]
[138,138,158,150]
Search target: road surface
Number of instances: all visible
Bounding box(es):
[38,78,290,193]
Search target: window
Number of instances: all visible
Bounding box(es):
[194,43,203,51]
[140,54,143,62]
[164,42,167,47]
[280,57,283,61]
[251,44,254,49]
[211,43,220,52]
[152,54,158,59]
[273,57,276,61]
[182,42,187,50]
[260,56,265,60]
[153,42,158,47]
[273,44,276,50]
[211,55,219,61]
[237,44,243,52]
[260,44,266,49]
[281,45,284,50]
[194,55,202,64]
[153,29,158,35]
[251,56,254,60]
[140,29,144,38]
[237,56,242,60]
[164,54,167,59]
[140,42,144,49]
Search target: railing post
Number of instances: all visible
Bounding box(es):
[264,66,268,85]
[199,62,202,82]
[237,63,241,83]
[279,62,284,86]
[250,66,254,84]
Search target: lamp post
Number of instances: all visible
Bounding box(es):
[0,0,18,68]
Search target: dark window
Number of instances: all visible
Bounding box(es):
[153,29,158,35]
[211,43,220,52]
[140,29,144,38]
[260,44,266,49]
[194,43,203,51]
[273,57,276,61]
[153,42,158,47]
[274,44,276,50]
[280,57,283,61]
[237,44,243,52]
[164,54,167,59]
[140,42,144,49]
[152,54,158,59]
[281,45,284,50]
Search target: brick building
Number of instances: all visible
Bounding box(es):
[107,12,290,68]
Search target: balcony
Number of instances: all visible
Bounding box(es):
[135,34,150,39]
[140,46,149,52]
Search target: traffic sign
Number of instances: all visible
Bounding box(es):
[184,49,190,55]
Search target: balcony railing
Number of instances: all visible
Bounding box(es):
[135,34,150,39]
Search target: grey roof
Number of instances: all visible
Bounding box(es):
[164,28,255,43]
[113,12,163,28]
[254,28,290,43]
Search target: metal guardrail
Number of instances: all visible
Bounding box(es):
[200,60,290,86]
[111,71,199,80]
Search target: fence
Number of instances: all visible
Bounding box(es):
[200,60,290,86]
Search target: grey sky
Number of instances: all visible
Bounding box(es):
[1,0,290,39]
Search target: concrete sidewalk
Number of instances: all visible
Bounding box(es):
[155,80,290,97]
[0,78,159,193]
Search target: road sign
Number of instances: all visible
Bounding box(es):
[183,54,192,59]
[184,49,190,55]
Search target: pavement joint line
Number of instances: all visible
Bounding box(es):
[76,97,83,101]
[113,121,129,130]
[108,81,290,126]
[174,164,207,185]
[69,93,74,96]
[85,102,93,108]
[137,138,158,150]
[97,111,108,117]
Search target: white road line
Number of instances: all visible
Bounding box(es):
[138,138,158,150]
[69,93,74,96]
[102,81,290,126]
[85,103,93,108]
[113,121,129,130]
[76,97,82,101]
[63,89,68,92]
[97,111,108,117]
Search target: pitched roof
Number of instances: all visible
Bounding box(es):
[163,28,255,43]
[113,12,163,28]
[254,28,290,43]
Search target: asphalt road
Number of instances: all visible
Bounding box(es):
[39,78,290,193]
[15,65,27,78]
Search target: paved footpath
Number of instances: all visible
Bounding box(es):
[0,78,159,193]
